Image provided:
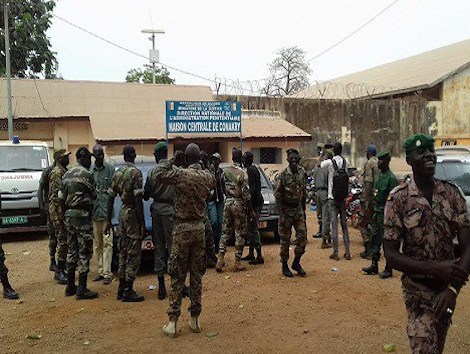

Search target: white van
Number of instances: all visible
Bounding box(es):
[0,137,52,234]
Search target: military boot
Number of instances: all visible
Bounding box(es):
[360,242,371,259]
[380,264,393,279]
[49,258,57,272]
[362,260,379,275]
[282,261,294,278]
[215,253,225,273]
[233,258,246,272]
[54,261,68,285]
[189,316,201,333]
[241,246,255,261]
[117,278,125,300]
[163,320,178,338]
[291,256,307,277]
[1,274,19,300]
[250,247,264,265]
[65,271,77,297]
[75,272,98,300]
[157,275,167,300]
[122,281,145,302]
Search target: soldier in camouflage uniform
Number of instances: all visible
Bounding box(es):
[49,149,70,284]
[38,152,57,272]
[384,134,470,354]
[155,143,214,338]
[362,151,398,278]
[62,147,98,300]
[275,149,307,278]
[106,145,145,303]
[216,148,253,273]
[1,193,19,299]
[359,145,380,259]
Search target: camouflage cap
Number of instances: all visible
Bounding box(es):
[377,151,390,159]
[153,141,167,152]
[286,148,299,156]
[53,148,71,161]
[403,134,435,154]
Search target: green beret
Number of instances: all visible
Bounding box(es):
[154,141,167,152]
[377,151,390,159]
[403,134,435,154]
[286,148,299,156]
[324,149,333,159]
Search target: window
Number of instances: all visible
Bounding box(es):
[251,147,282,164]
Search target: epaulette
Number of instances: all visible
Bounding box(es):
[440,179,466,199]
[389,183,407,196]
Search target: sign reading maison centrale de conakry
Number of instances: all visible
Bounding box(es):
[166,101,242,134]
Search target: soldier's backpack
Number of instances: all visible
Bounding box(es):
[332,157,349,201]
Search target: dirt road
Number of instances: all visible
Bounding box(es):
[1,210,469,354]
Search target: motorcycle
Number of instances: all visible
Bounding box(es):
[346,178,362,229]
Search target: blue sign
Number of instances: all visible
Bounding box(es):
[166,101,242,134]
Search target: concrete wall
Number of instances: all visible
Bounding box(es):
[217,95,430,166]
[442,66,470,134]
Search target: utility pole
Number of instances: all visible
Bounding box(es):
[141,29,165,84]
[3,0,13,140]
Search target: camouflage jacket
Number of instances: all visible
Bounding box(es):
[49,164,67,207]
[384,177,470,275]
[62,165,96,218]
[38,164,54,209]
[361,156,379,201]
[153,161,215,222]
[223,163,250,202]
[275,166,306,209]
[108,162,144,209]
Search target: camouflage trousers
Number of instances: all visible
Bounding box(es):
[65,216,94,274]
[359,199,374,243]
[167,221,206,321]
[205,217,216,262]
[46,209,57,259]
[0,236,8,277]
[118,208,142,282]
[402,277,451,354]
[219,199,247,260]
[49,203,68,262]
[279,207,307,262]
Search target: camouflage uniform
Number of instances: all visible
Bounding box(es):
[360,156,379,243]
[218,163,251,260]
[109,162,144,282]
[38,165,57,259]
[384,177,470,353]
[62,165,96,274]
[275,166,307,262]
[153,161,214,321]
[49,164,68,262]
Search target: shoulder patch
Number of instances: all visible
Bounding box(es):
[440,179,466,199]
[389,183,407,196]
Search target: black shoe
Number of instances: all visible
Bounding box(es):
[65,271,77,297]
[291,257,306,277]
[93,275,105,282]
[380,270,393,279]
[241,247,255,261]
[312,232,322,239]
[75,273,98,300]
[54,271,68,285]
[282,261,294,278]
[1,274,19,299]
[117,278,125,300]
[49,258,57,272]
[122,281,145,302]
[360,242,371,259]
[158,276,167,300]
[362,261,379,275]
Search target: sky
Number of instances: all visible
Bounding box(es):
[49,0,470,94]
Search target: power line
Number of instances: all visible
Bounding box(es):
[306,0,400,63]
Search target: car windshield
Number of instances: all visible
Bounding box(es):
[0,146,48,171]
[114,162,154,178]
[435,161,470,196]
[258,167,271,189]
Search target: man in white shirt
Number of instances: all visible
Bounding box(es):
[320,142,351,260]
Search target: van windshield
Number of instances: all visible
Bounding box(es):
[0,146,49,172]
[435,161,470,196]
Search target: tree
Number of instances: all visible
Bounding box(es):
[125,64,175,84]
[263,46,311,97]
[0,0,57,78]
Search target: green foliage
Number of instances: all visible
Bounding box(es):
[125,64,175,84]
[0,0,57,78]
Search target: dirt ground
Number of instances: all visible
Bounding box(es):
[1,210,470,354]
